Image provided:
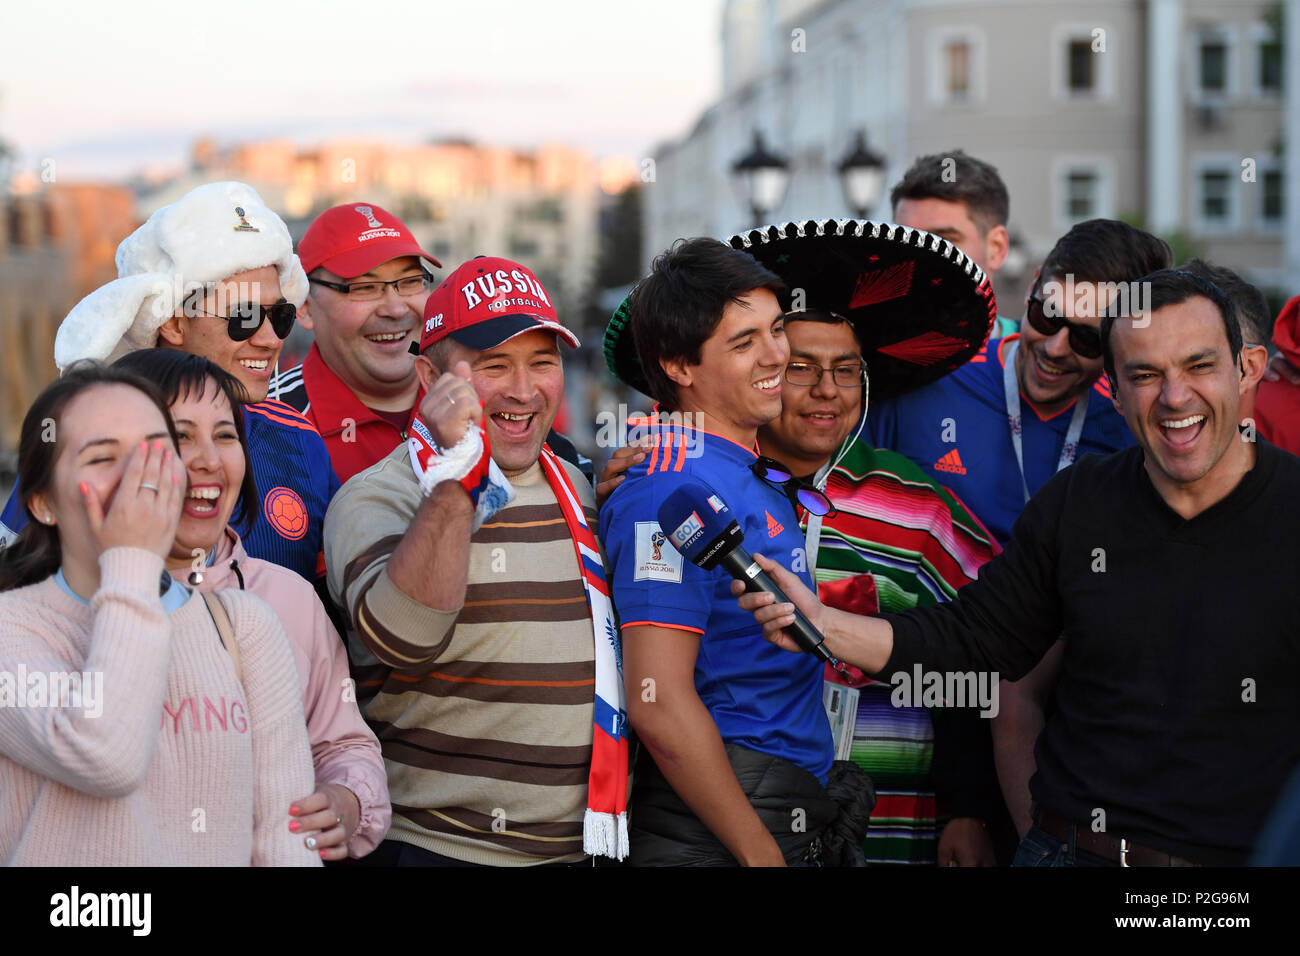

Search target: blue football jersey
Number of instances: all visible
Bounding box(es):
[866,334,1136,545]
[600,420,834,783]
[240,400,339,580]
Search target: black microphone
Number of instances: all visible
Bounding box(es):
[656,481,833,663]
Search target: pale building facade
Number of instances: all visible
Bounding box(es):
[646,0,1296,305]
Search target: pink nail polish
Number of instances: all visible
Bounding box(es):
[289,820,300,832]
[289,805,299,815]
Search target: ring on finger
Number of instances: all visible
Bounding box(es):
[140,482,160,493]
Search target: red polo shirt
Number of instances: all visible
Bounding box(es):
[269,343,421,485]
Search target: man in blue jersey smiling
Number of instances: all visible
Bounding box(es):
[600,237,873,866]
[0,182,337,584]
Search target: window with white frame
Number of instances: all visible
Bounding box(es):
[1068,40,1094,93]
[1055,162,1111,228]
[1192,159,1240,234]
[1201,170,1231,219]
[1251,23,1283,97]
[1066,170,1098,220]
[929,28,985,105]
[1052,24,1115,100]
[1192,26,1236,102]
[1200,40,1227,92]
[946,39,971,99]
[1260,165,1283,230]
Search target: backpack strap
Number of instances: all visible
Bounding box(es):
[201,590,244,685]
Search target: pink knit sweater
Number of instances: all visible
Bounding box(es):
[176,528,390,856]
[0,547,320,866]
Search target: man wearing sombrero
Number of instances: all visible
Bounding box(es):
[739,220,1018,866]
[602,220,1011,865]
[600,236,876,866]
[0,182,337,586]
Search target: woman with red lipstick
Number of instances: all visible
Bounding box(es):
[114,349,391,861]
[0,362,318,866]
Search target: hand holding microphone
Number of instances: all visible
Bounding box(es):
[729,554,829,654]
[656,482,834,662]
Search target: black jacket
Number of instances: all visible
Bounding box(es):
[628,743,875,866]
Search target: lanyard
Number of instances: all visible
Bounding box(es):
[1003,340,1089,503]
[803,458,833,568]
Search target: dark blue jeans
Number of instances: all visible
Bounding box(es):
[1011,824,1119,867]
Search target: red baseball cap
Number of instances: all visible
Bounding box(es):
[298,202,442,277]
[418,256,579,354]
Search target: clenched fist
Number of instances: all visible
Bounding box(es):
[419,361,483,450]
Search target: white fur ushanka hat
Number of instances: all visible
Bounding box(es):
[54,181,308,371]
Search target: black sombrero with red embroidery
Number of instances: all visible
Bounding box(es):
[604,219,998,401]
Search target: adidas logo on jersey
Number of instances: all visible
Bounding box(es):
[765,510,785,538]
[934,449,967,475]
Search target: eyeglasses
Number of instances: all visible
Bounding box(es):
[309,273,433,300]
[785,361,867,389]
[750,456,836,518]
[186,299,297,342]
[1024,296,1103,359]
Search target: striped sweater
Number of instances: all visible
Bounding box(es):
[323,445,598,866]
[810,437,999,865]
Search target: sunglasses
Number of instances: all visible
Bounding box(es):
[750,456,836,518]
[1024,296,1102,359]
[187,299,297,342]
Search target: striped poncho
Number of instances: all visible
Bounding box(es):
[809,435,1000,865]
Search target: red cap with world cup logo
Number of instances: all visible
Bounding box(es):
[418,256,580,354]
[298,202,442,278]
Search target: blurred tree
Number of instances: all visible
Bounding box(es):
[0,138,14,191]
[593,184,643,290]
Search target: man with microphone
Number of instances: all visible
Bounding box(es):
[734,270,1299,866]
[600,237,873,866]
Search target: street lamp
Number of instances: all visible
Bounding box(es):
[732,130,790,225]
[837,131,887,219]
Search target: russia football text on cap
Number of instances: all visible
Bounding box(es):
[419,256,579,354]
[299,203,442,278]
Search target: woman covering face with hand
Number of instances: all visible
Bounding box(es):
[0,362,318,866]
[114,349,391,860]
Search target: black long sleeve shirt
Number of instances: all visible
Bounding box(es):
[880,441,1300,865]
